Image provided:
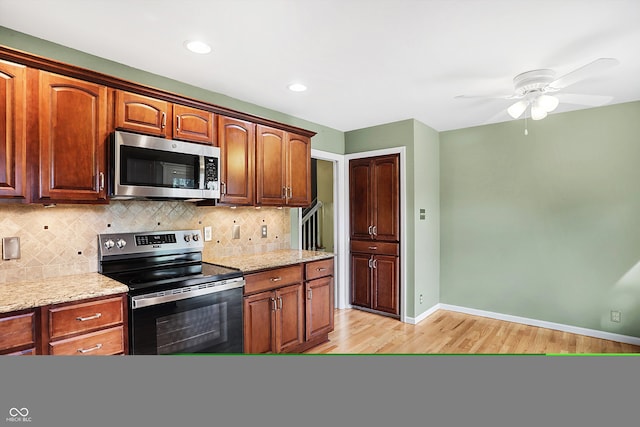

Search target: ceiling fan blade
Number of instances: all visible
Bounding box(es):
[548,58,619,90]
[555,92,614,106]
[454,93,518,100]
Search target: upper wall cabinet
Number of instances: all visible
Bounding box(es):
[38,71,108,203]
[0,60,27,201]
[218,115,255,205]
[114,91,216,145]
[256,125,311,207]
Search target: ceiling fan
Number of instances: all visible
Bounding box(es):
[456,58,619,122]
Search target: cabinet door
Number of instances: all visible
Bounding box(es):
[286,133,312,207]
[173,104,216,145]
[274,283,304,353]
[0,60,26,199]
[38,72,107,202]
[0,310,36,355]
[372,154,399,241]
[372,255,399,316]
[305,276,334,341]
[218,116,255,205]
[350,253,372,308]
[349,158,373,240]
[256,125,286,205]
[243,290,275,354]
[115,90,170,137]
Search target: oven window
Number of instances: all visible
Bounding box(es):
[120,145,199,189]
[156,303,227,354]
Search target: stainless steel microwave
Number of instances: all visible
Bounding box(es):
[109,131,220,201]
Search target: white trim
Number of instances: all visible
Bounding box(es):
[405,304,440,325]
[438,303,640,347]
[345,147,408,323]
[310,149,348,309]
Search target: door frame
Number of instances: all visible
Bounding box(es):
[345,147,407,323]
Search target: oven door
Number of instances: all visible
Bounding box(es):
[129,281,243,355]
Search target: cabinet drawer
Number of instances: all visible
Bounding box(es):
[49,326,125,356]
[245,264,303,295]
[350,240,399,256]
[305,258,334,281]
[48,296,124,340]
[0,311,36,352]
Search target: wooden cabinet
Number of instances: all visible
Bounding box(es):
[243,265,304,354]
[350,241,400,318]
[0,60,27,201]
[115,91,216,145]
[304,259,335,341]
[38,71,108,203]
[256,125,311,207]
[350,154,400,318]
[349,154,399,241]
[243,258,334,354]
[0,309,37,355]
[44,294,127,355]
[218,115,255,205]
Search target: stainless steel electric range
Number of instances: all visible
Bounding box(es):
[98,229,244,355]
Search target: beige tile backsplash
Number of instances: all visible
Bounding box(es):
[0,202,291,284]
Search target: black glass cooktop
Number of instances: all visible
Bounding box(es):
[104,262,243,295]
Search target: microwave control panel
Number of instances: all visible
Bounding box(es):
[204,157,218,190]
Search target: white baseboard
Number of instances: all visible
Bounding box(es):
[436,303,640,347]
[405,304,440,325]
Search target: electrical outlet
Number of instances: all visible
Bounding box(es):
[611,310,621,323]
[204,226,212,242]
[261,225,268,238]
[419,294,423,304]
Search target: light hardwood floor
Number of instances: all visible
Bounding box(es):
[304,308,640,354]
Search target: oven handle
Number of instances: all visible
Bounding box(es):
[130,277,245,309]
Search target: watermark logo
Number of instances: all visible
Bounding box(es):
[5,408,31,423]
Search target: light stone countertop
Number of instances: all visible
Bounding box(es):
[205,249,335,274]
[0,273,129,314]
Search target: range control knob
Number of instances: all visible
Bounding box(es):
[192,233,200,241]
[116,238,127,249]
[104,239,115,250]
[184,234,191,242]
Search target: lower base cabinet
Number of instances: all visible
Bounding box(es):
[0,293,128,356]
[243,258,334,354]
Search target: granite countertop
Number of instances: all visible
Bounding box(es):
[205,249,335,274]
[0,273,129,314]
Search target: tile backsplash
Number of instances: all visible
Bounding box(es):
[0,202,291,284]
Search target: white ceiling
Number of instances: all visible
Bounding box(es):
[1,0,639,132]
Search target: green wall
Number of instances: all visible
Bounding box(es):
[440,101,640,337]
[345,119,440,319]
[0,26,345,154]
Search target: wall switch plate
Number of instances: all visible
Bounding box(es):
[611,310,621,323]
[232,224,240,239]
[261,225,268,238]
[2,237,21,260]
[204,226,212,242]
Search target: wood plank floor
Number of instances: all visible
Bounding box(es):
[304,308,640,354]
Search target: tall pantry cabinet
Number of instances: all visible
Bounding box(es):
[349,154,400,318]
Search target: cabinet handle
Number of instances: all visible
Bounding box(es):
[278,297,283,310]
[99,172,105,191]
[307,289,313,300]
[368,246,378,250]
[176,115,181,130]
[270,276,282,282]
[368,257,373,268]
[220,181,227,195]
[76,313,102,322]
[271,297,277,311]
[372,226,377,236]
[373,259,378,269]
[77,343,103,354]
[368,225,373,235]
[282,186,287,198]
[316,267,327,272]
[288,187,292,199]
[161,112,166,129]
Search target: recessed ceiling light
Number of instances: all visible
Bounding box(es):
[288,83,307,92]
[184,40,211,54]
